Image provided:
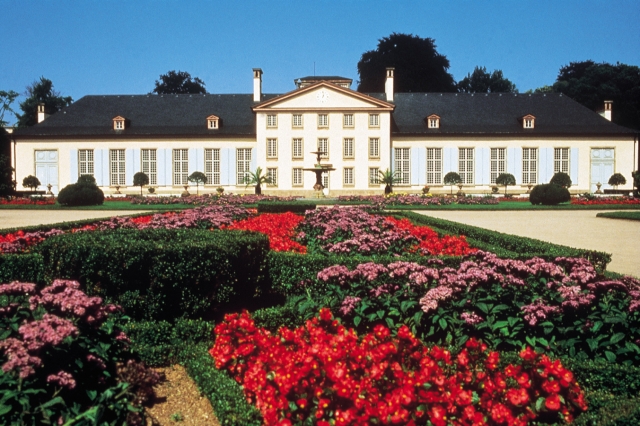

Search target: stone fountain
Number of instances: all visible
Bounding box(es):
[303,151,335,197]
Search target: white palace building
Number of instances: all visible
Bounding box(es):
[10,68,639,196]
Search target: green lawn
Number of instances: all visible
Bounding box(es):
[596,211,640,221]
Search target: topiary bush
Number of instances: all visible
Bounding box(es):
[608,172,627,188]
[550,171,572,188]
[0,280,160,425]
[57,175,104,206]
[530,183,571,205]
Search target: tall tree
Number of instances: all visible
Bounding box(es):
[16,78,72,127]
[457,66,517,93]
[152,70,207,94]
[0,90,19,127]
[357,33,457,93]
[552,61,640,130]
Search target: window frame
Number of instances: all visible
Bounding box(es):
[368,137,380,159]
[267,138,278,159]
[173,148,189,186]
[109,149,126,186]
[343,138,354,159]
[78,149,94,177]
[343,167,354,186]
[394,148,410,185]
[236,148,252,185]
[205,148,221,186]
[522,147,538,185]
[554,148,570,174]
[369,167,380,185]
[369,113,380,128]
[317,114,329,128]
[426,148,442,185]
[458,148,474,185]
[343,114,354,128]
[317,138,329,159]
[266,167,278,187]
[292,167,303,187]
[490,148,507,185]
[266,114,277,128]
[292,138,303,160]
[141,149,157,186]
[292,114,303,128]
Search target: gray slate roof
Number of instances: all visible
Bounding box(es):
[14,94,278,137]
[14,91,634,138]
[384,92,633,135]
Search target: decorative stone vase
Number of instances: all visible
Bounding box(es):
[216,187,224,194]
[46,183,53,195]
[422,186,430,195]
[457,184,465,197]
[115,185,121,194]
[527,184,533,194]
[595,182,603,194]
[148,187,155,194]
[181,185,190,197]
[491,186,499,194]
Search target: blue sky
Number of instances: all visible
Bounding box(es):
[2,0,639,124]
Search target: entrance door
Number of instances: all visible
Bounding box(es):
[590,148,614,192]
[35,150,59,194]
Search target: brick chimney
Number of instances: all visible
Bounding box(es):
[37,103,50,123]
[385,68,395,102]
[253,68,263,102]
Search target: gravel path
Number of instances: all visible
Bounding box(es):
[413,210,639,278]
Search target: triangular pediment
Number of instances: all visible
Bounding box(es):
[253,81,394,112]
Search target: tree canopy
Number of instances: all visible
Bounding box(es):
[457,67,517,93]
[0,90,19,127]
[551,61,640,130]
[152,70,207,95]
[16,78,72,127]
[357,33,457,93]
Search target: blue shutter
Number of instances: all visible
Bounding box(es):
[411,147,420,185]
[570,148,579,186]
[125,149,134,186]
[196,148,205,173]
[166,149,173,185]
[418,147,426,185]
[229,148,237,185]
[69,149,78,182]
[133,148,141,174]
[188,148,197,176]
[507,147,522,184]
[94,150,103,186]
[220,149,229,185]
[250,147,257,172]
[157,149,166,186]
[475,147,487,185]
[539,148,553,183]
[391,148,396,172]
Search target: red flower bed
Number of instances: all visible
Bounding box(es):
[224,212,307,253]
[385,217,476,256]
[0,197,55,205]
[571,197,640,205]
[210,309,587,425]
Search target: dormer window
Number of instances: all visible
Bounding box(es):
[207,115,220,129]
[426,114,440,129]
[523,114,535,129]
[112,116,126,130]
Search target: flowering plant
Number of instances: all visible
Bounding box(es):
[299,252,640,363]
[0,280,160,425]
[0,196,55,205]
[224,212,307,253]
[571,196,640,205]
[210,309,587,425]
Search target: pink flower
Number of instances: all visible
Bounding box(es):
[47,370,76,389]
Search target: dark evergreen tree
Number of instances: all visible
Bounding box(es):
[16,78,72,127]
[152,70,207,94]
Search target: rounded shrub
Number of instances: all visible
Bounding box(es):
[529,183,571,205]
[57,175,104,206]
[550,171,572,188]
[608,172,627,188]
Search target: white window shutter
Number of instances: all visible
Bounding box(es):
[228,148,237,185]
[94,150,103,186]
[125,149,134,185]
[220,149,229,185]
[411,147,420,185]
[157,149,166,186]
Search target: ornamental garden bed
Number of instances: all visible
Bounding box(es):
[1,205,640,424]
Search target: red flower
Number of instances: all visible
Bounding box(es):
[545,394,561,411]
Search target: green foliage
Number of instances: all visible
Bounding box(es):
[495,173,516,195]
[133,172,149,195]
[257,202,316,214]
[21,174,41,191]
[550,172,572,188]
[252,303,307,332]
[457,66,517,93]
[182,343,262,425]
[377,168,401,194]
[122,318,214,366]
[243,167,272,195]
[443,171,462,195]
[152,70,207,95]
[187,171,207,195]
[57,175,105,206]
[34,228,270,321]
[608,172,627,188]
[0,281,156,425]
[357,33,457,93]
[0,90,19,127]
[17,77,73,127]
[0,254,44,284]
[0,153,16,197]
[530,183,571,205]
[552,60,640,130]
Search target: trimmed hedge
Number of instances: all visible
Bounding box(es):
[397,211,611,271]
[0,253,44,284]
[33,228,270,321]
[257,201,316,214]
[183,343,262,426]
[530,183,571,205]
